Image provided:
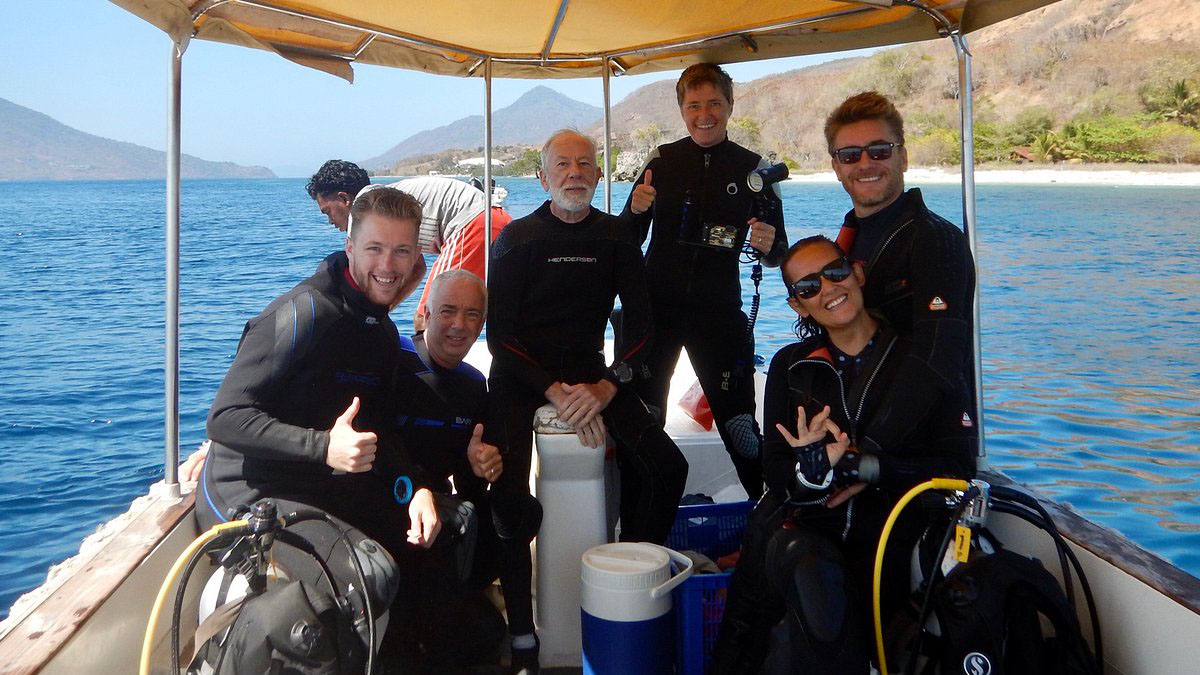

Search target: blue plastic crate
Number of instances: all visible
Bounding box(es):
[669,501,754,675]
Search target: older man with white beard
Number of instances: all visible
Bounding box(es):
[483,129,688,674]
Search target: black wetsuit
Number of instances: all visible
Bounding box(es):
[621,136,788,498]
[834,188,977,457]
[198,252,426,618]
[386,333,509,667]
[391,333,488,497]
[486,202,688,545]
[711,323,976,674]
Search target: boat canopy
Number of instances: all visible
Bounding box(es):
[112,0,1058,81]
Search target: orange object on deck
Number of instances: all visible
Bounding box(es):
[679,379,713,431]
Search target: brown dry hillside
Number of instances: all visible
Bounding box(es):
[600,0,1200,169]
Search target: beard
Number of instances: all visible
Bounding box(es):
[846,168,904,212]
[550,183,595,214]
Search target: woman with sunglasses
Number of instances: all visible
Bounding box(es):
[711,235,976,675]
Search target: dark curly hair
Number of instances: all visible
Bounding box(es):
[305,160,371,200]
[782,234,845,340]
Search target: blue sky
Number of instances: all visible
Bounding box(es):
[1,2,870,176]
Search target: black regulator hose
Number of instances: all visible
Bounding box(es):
[328,515,377,675]
[986,497,1103,668]
[902,486,980,675]
[160,505,380,675]
[990,486,1074,602]
[280,507,378,675]
[170,532,245,675]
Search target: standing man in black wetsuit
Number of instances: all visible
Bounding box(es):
[197,187,441,667]
[487,129,689,675]
[824,91,977,464]
[621,63,788,499]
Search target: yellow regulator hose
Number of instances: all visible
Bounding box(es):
[140,520,249,675]
[873,478,970,675]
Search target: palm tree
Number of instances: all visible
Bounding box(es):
[1142,80,1200,129]
[1058,122,1096,162]
[1031,130,1063,162]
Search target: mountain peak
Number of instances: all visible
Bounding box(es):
[510,85,568,105]
[361,87,602,169]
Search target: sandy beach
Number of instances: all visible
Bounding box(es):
[789,165,1200,187]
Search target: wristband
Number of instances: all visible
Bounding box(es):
[793,439,833,490]
[833,452,864,487]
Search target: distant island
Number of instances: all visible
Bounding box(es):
[0,97,274,181]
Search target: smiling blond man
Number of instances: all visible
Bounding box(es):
[197,187,440,670]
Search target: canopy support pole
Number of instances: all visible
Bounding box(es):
[159,40,185,498]
[483,57,494,282]
[952,32,987,468]
[602,57,613,212]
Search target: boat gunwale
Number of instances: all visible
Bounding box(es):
[981,469,1200,614]
[0,489,196,675]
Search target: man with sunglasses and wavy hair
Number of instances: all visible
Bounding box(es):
[825,91,977,461]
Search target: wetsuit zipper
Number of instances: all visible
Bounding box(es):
[866,218,913,275]
[852,336,898,424]
[683,152,713,300]
[798,358,855,442]
[799,336,896,447]
[794,343,894,538]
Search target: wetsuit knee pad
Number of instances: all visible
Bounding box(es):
[491,493,543,544]
[432,493,478,582]
[768,523,864,648]
[723,413,762,460]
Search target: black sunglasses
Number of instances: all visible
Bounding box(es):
[832,142,902,165]
[788,258,853,299]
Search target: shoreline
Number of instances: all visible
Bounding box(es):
[788,165,1200,187]
[378,165,1200,187]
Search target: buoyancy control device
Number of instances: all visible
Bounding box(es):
[880,480,1103,675]
[142,499,387,675]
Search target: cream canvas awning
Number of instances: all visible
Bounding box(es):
[111,0,1060,81]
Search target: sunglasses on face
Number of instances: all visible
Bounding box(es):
[788,258,853,299]
[832,142,902,165]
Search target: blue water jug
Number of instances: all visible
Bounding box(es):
[580,543,694,674]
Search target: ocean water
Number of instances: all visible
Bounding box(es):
[1,176,1198,619]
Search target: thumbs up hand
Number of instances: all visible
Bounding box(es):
[467,423,503,482]
[630,168,656,215]
[326,397,378,472]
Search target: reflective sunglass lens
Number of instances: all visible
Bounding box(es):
[791,279,821,299]
[836,148,863,164]
[825,268,851,283]
[866,143,894,160]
